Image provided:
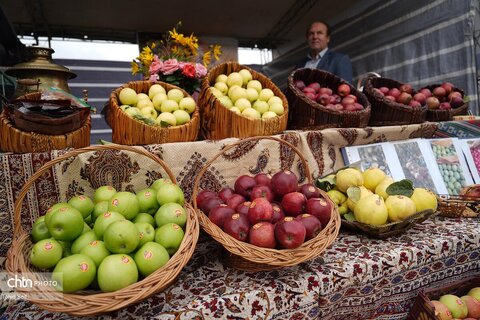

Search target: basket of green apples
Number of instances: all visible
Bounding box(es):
[5,143,199,316]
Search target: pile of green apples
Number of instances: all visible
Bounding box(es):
[28,178,187,293]
[118,84,196,127]
[209,69,285,119]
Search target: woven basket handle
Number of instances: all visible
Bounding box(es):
[12,143,176,238]
[192,135,311,211]
[356,72,381,91]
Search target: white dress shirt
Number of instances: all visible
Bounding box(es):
[305,47,329,69]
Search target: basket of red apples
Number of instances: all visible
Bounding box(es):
[437,184,480,218]
[192,136,341,271]
[363,76,427,126]
[418,82,469,122]
[285,68,371,130]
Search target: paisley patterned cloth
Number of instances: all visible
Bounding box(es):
[3,123,477,320]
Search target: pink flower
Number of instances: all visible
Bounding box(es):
[149,55,163,75]
[160,58,180,75]
[195,63,207,78]
[182,63,196,78]
[149,73,159,81]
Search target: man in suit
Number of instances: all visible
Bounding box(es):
[296,21,353,84]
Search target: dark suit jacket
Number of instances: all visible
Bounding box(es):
[295,49,353,84]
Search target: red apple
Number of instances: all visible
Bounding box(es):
[226,194,247,210]
[218,187,235,202]
[433,86,446,98]
[319,87,333,95]
[399,83,413,94]
[298,183,321,199]
[344,104,357,112]
[281,192,307,217]
[448,91,462,100]
[249,222,276,248]
[337,83,351,97]
[295,214,322,240]
[254,173,272,187]
[224,213,250,242]
[439,102,452,110]
[413,92,426,105]
[341,96,356,107]
[303,87,316,94]
[236,201,251,216]
[234,175,257,198]
[334,104,344,111]
[426,96,440,109]
[354,103,364,110]
[396,92,412,105]
[196,189,217,210]
[449,95,464,108]
[384,95,396,102]
[200,196,224,215]
[271,170,298,198]
[274,217,306,249]
[441,82,454,95]
[330,94,341,104]
[248,197,274,225]
[373,88,384,96]
[305,197,332,229]
[209,204,235,229]
[305,92,316,100]
[388,88,401,98]
[317,93,331,106]
[250,185,274,202]
[271,202,285,224]
[295,80,306,90]
[379,87,390,95]
[409,100,422,108]
[307,82,321,92]
[419,88,432,98]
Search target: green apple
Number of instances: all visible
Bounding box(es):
[108,191,139,220]
[218,96,233,108]
[167,88,184,103]
[252,100,269,114]
[262,111,278,119]
[71,230,97,254]
[134,242,170,277]
[246,88,259,102]
[156,112,177,127]
[151,178,172,193]
[269,102,285,115]
[234,98,251,112]
[136,98,154,110]
[238,69,253,86]
[124,107,140,118]
[155,223,185,255]
[94,186,117,203]
[242,107,261,119]
[135,222,156,246]
[68,195,94,219]
[209,87,223,98]
[247,80,263,93]
[91,200,109,222]
[97,254,138,292]
[93,211,126,240]
[173,109,191,125]
[103,220,140,254]
[229,106,241,114]
[80,240,111,267]
[44,202,72,228]
[133,213,156,227]
[160,99,179,113]
[140,106,158,119]
[214,82,228,95]
[215,74,228,83]
[136,188,160,215]
[149,84,166,100]
[31,216,51,243]
[258,88,274,102]
[156,184,185,206]
[137,93,150,101]
[227,72,243,88]
[119,87,138,106]
[155,203,187,229]
[47,207,85,241]
[228,86,247,103]
[267,96,283,106]
[152,92,168,111]
[29,238,63,269]
[178,97,196,114]
[52,254,96,293]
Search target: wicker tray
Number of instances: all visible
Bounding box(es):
[192,135,341,272]
[0,92,91,153]
[363,76,427,126]
[286,68,371,130]
[5,144,199,316]
[198,61,288,140]
[437,194,480,218]
[106,81,200,145]
[341,209,436,239]
[420,84,469,122]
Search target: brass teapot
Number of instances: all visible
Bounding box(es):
[5,46,76,98]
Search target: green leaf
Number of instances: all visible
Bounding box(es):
[386,179,414,197]
[346,186,361,202]
[343,212,356,222]
[159,120,171,127]
[316,174,336,192]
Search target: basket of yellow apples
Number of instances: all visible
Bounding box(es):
[317,167,438,239]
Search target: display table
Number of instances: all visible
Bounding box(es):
[1,122,479,319]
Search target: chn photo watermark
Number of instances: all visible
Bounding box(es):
[0,272,63,301]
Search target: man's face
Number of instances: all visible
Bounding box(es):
[307,22,330,54]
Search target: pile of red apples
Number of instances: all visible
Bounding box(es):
[294,80,364,112]
[196,170,332,249]
[372,82,464,110]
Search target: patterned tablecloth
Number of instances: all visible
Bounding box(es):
[1,122,480,319]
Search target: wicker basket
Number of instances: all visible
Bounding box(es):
[437,194,480,218]
[286,68,371,130]
[106,81,200,145]
[5,144,199,316]
[198,61,288,140]
[192,135,341,272]
[341,209,437,239]
[363,76,427,126]
[0,92,91,153]
[420,85,469,122]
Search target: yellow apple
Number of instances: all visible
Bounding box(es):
[242,107,261,119]
[119,88,138,106]
[261,111,277,119]
[269,103,285,115]
[258,88,274,102]
[238,69,253,86]
[160,100,179,113]
[148,84,166,99]
[247,80,262,93]
[167,89,184,103]
[155,112,177,127]
[140,106,158,119]
[152,93,168,111]
[178,97,196,114]
[173,109,190,125]
[214,82,228,95]
[215,74,228,83]
[252,100,269,114]
[267,96,283,106]
[385,195,417,222]
[227,72,243,88]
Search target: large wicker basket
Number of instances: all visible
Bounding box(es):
[286,68,371,130]
[106,81,200,145]
[198,61,288,140]
[363,76,427,126]
[192,136,341,272]
[5,144,199,316]
[420,84,469,122]
[0,92,91,153]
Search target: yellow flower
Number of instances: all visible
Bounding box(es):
[212,45,222,61]
[131,61,139,75]
[139,46,154,67]
[203,51,212,67]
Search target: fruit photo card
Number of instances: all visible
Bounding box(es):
[458,138,480,184]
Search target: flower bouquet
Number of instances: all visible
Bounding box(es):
[131,22,222,94]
